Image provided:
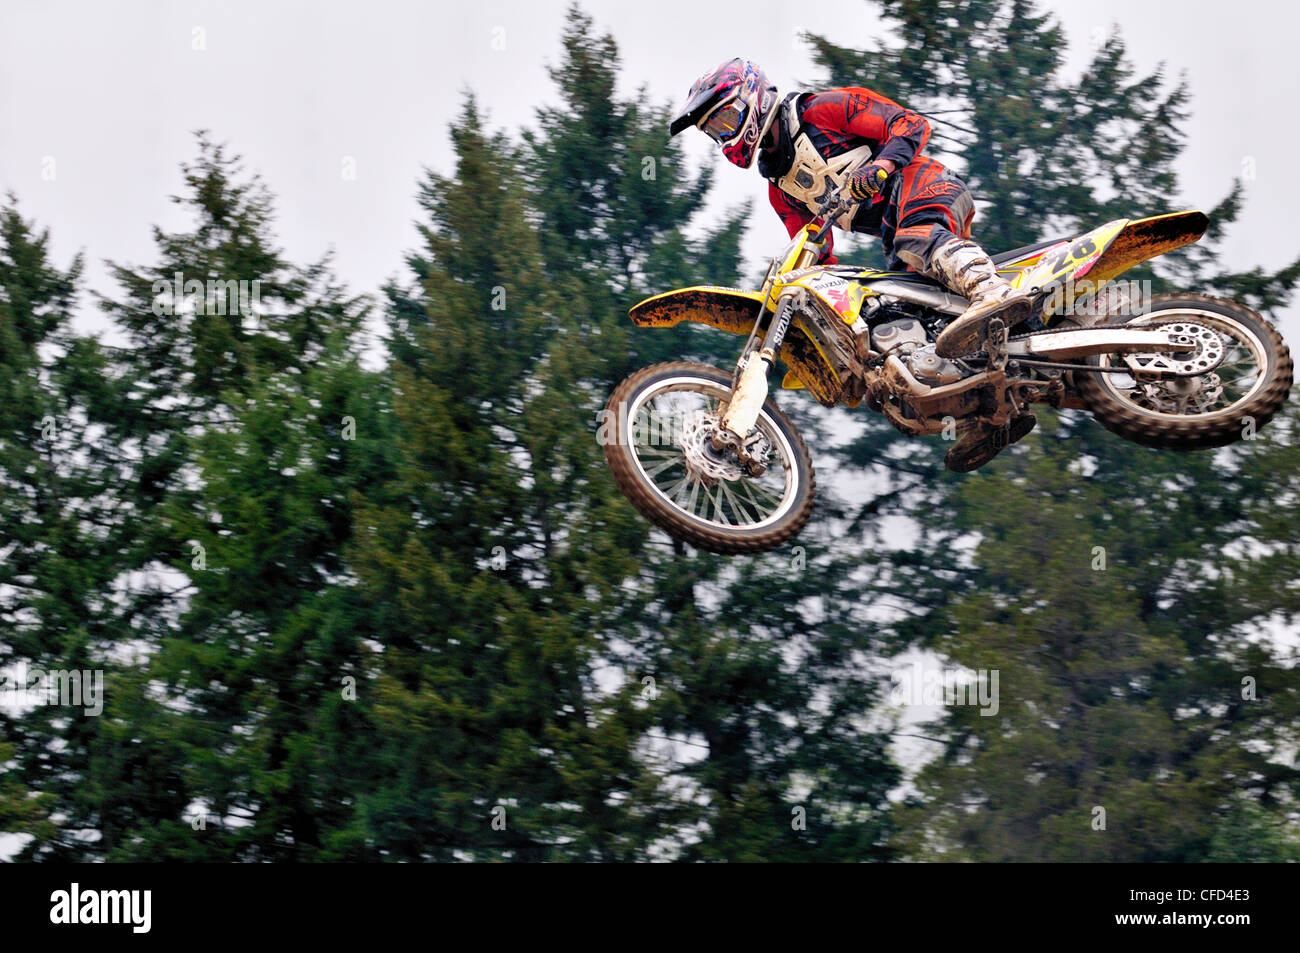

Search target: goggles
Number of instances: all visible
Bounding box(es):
[700,100,747,143]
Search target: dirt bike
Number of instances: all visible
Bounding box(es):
[602,194,1293,554]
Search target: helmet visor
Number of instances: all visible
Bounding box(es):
[701,101,747,143]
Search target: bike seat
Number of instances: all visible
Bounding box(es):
[991,237,1068,265]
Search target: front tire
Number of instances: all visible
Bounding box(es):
[1075,293,1293,450]
[602,362,816,555]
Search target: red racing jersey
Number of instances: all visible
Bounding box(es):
[760,87,933,262]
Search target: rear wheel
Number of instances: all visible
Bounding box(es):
[1075,294,1292,450]
[602,362,815,555]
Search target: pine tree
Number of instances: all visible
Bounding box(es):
[81,139,381,860]
[352,99,668,860]
[889,417,1300,860]
[515,7,903,860]
[808,0,1300,306]
[0,198,131,859]
[523,4,750,381]
[806,0,1300,860]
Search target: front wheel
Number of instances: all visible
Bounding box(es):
[1075,293,1293,450]
[602,362,815,555]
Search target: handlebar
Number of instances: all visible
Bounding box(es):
[809,192,859,245]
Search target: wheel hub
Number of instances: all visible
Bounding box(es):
[679,413,772,480]
[1132,372,1224,414]
[680,413,743,481]
[1123,321,1226,378]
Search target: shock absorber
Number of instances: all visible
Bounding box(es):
[718,289,800,449]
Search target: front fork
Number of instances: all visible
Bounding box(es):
[716,289,799,458]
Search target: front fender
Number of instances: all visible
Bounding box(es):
[629,286,765,335]
[628,285,852,408]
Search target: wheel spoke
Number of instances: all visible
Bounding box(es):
[736,478,768,517]
[642,457,680,480]
[1104,313,1266,418]
[661,474,691,500]
[621,373,803,533]
[719,480,755,524]
[747,479,786,505]
[711,485,730,525]
[675,477,693,509]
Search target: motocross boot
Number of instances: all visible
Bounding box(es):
[926,239,1032,359]
[944,414,1038,473]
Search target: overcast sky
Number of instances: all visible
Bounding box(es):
[1,0,1297,340]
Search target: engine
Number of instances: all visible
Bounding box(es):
[869,319,965,386]
[907,345,965,386]
[869,317,927,352]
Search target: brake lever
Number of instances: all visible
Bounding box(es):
[811,193,857,244]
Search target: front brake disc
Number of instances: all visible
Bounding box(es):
[679,413,743,482]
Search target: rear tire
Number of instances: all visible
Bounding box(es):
[1075,294,1292,450]
[603,362,816,555]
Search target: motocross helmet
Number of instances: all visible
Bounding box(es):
[669,58,779,169]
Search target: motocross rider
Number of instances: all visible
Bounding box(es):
[670,58,1036,472]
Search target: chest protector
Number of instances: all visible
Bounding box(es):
[770,97,876,230]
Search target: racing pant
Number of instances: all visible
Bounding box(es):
[862,156,976,273]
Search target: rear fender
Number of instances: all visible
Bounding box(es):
[1012,210,1209,318]
[1084,210,1208,285]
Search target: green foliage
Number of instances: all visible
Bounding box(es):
[4,140,385,859]
[0,199,119,859]
[353,97,667,860]
[809,0,1300,861]
[523,5,751,379]
[2,1,1296,865]
[355,55,899,857]
[890,415,1299,860]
